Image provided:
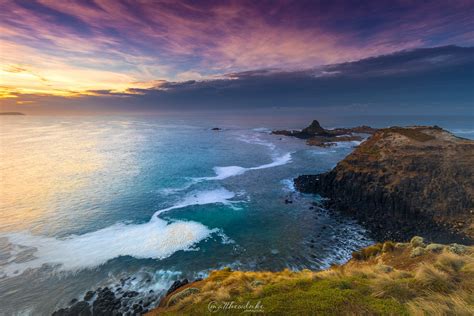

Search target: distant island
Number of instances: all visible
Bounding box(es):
[273,120,377,147]
[0,112,25,115]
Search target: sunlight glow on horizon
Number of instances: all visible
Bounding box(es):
[1,1,473,111]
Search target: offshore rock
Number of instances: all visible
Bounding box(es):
[273,119,376,147]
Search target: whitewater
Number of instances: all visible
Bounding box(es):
[2,115,416,314]
[0,133,293,278]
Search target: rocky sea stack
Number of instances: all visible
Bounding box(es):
[295,126,474,244]
[273,120,376,147]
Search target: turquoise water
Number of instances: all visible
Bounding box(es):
[0,115,472,315]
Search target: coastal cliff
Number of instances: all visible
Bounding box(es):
[295,126,474,244]
[149,239,474,315]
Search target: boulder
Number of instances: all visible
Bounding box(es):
[166,279,189,295]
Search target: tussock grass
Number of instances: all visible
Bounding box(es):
[407,293,474,316]
[149,240,474,315]
[352,243,384,260]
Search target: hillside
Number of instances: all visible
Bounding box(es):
[148,238,473,315]
[295,126,474,244]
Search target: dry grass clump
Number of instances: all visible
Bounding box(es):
[407,293,474,316]
[372,276,417,302]
[149,240,474,316]
[435,252,468,274]
[415,264,453,292]
[352,243,384,260]
[352,241,397,260]
[411,246,425,258]
[382,241,396,253]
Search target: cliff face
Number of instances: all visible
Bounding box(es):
[295,126,474,244]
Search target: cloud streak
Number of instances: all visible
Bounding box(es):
[1,0,474,100]
[2,46,473,115]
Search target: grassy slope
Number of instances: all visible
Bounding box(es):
[148,238,474,315]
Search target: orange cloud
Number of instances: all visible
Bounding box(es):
[0,0,473,101]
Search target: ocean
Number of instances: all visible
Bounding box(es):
[0,114,473,315]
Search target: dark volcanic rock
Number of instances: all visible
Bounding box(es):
[83,291,95,301]
[52,279,163,316]
[302,120,326,135]
[166,279,189,295]
[92,287,119,315]
[295,127,474,244]
[294,126,474,244]
[272,120,376,147]
[52,301,91,316]
[211,127,221,131]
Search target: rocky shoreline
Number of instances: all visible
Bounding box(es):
[273,120,376,147]
[52,123,474,315]
[52,277,162,316]
[295,125,474,244]
[51,277,206,316]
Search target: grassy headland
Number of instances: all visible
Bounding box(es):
[149,238,473,315]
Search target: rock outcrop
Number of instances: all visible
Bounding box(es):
[273,120,376,147]
[295,126,474,244]
[52,279,161,316]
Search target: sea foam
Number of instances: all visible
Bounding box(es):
[201,152,292,181]
[1,219,213,277]
[281,179,296,192]
[0,188,239,278]
[153,188,238,216]
[159,133,290,192]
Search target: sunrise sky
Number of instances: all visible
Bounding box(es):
[1,0,473,114]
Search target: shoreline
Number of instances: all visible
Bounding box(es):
[50,122,473,315]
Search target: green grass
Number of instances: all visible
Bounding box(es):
[166,277,407,315]
[252,277,407,315]
[150,241,474,316]
[385,128,435,142]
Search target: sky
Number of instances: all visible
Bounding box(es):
[0,0,473,115]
